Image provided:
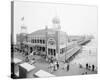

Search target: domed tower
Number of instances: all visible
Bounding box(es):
[52,16,61,30]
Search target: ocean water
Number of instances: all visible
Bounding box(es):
[71,39,97,67]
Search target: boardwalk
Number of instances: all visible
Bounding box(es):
[58,45,81,62]
[77,37,91,45]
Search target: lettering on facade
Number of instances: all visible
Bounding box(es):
[47,31,55,36]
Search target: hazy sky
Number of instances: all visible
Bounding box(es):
[14,1,98,43]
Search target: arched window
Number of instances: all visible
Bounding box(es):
[35,39,36,43]
[51,49,53,55]
[31,39,34,43]
[33,39,34,43]
[48,49,50,55]
[54,49,56,56]
[31,40,32,43]
[43,40,45,44]
[40,40,42,44]
[37,39,39,43]
[43,47,45,51]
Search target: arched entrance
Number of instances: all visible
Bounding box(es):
[47,38,56,58]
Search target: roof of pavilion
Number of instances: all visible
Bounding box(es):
[28,28,68,37]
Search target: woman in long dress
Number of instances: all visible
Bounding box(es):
[49,62,54,73]
[63,62,67,71]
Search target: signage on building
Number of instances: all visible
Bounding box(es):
[47,31,55,36]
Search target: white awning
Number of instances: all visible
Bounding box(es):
[35,70,55,77]
[19,63,35,72]
[13,58,22,64]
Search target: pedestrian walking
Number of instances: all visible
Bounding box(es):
[63,62,67,70]
[53,61,57,71]
[86,63,88,69]
[56,61,59,70]
[88,65,91,70]
[67,63,70,71]
[25,56,29,62]
[49,62,54,73]
[79,64,82,68]
[85,72,87,74]
[92,65,95,71]
[50,58,53,63]
[82,73,84,75]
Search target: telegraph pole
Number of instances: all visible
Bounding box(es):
[65,34,68,63]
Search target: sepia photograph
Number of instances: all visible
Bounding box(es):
[11,1,98,79]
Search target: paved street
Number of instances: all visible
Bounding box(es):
[14,51,97,78]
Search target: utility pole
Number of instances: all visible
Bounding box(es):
[20,17,27,52]
[65,34,68,63]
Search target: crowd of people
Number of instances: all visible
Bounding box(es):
[86,63,96,71]
[14,46,97,75]
[48,61,59,73]
[79,63,97,75]
[48,59,70,73]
